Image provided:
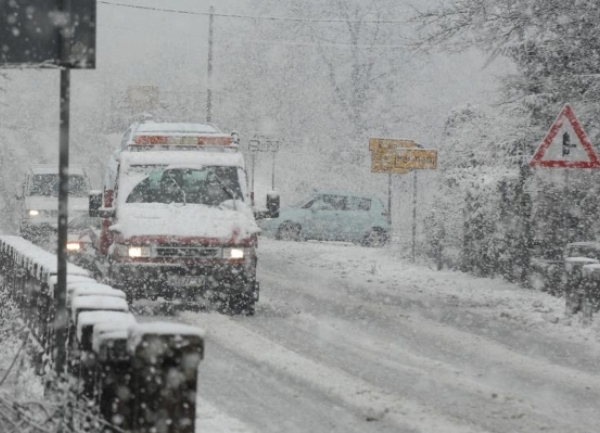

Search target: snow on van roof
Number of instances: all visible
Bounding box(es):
[77,311,135,343]
[135,123,221,135]
[127,322,205,354]
[71,295,129,322]
[120,150,245,168]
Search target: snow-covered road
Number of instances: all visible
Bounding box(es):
[152,239,600,433]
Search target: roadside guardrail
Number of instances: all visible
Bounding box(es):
[0,235,205,433]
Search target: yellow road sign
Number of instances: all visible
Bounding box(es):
[395,149,438,170]
[369,138,437,173]
[369,138,417,152]
[371,152,410,174]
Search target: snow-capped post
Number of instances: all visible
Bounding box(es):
[517,163,533,285]
[127,323,205,433]
[0,0,97,376]
[369,138,438,260]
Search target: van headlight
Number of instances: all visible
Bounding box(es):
[223,248,245,259]
[115,244,152,258]
[128,246,152,258]
[28,209,40,217]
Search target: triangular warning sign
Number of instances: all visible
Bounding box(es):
[529,104,600,168]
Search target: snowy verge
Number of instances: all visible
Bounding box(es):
[259,239,600,345]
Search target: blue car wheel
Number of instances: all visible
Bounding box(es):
[362,228,388,247]
[276,222,303,242]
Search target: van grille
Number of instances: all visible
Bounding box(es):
[155,246,220,258]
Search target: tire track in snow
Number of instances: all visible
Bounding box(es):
[260,262,600,396]
[257,249,600,433]
[180,311,492,433]
[246,302,597,433]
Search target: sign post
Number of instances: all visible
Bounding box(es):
[529,104,600,309]
[0,0,96,375]
[369,138,438,261]
[248,139,259,207]
[529,104,600,169]
[249,133,282,197]
[529,104,600,264]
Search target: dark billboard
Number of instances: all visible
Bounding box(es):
[0,0,96,69]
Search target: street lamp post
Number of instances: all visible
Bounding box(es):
[249,133,282,205]
[265,139,281,190]
[249,139,259,207]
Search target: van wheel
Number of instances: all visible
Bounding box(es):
[277,222,302,242]
[228,294,256,316]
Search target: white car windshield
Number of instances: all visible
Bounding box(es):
[125,166,243,206]
[28,174,88,197]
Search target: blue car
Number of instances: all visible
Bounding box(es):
[258,191,390,246]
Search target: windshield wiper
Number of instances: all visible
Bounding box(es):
[212,174,238,211]
[166,177,187,205]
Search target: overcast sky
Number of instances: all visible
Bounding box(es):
[97,0,251,91]
[2,0,509,145]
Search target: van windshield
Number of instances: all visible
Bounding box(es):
[125,166,243,206]
[28,174,88,197]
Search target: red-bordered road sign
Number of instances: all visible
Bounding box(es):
[529,104,600,168]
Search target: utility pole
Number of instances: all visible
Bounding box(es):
[206,5,215,123]
[55,0,72,376]
[387,174,392,225]
[411,171,418,262]
[55,66,70,376]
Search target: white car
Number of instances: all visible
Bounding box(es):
[19,165,91,241]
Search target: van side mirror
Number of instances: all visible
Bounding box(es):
[254,192,280,220]
[89,191,102,217]
[266,192,280,219]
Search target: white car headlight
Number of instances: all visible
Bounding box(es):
[128,246,152,258]
[28,209,40,217]
[66,242,81,252]
[224,248,245,259]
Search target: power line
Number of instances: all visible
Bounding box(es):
[98,1,407,24]
[96,23,410,49]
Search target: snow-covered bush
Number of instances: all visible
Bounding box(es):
[0,292,100,433]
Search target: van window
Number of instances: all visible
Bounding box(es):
[125,166,243,206]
